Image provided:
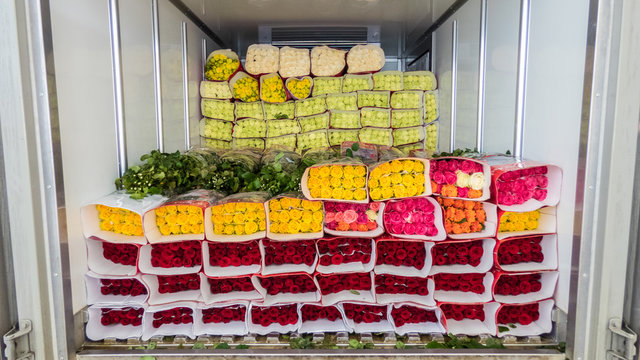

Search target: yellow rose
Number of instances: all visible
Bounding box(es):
[176,213,188,225]
[310,222,323,232]
[312,211,323,223]
[160,225,172,235]
[405,185,418,197]
[354,166,367,177]
[301,200,313,210]
[378,162,391,175]
[245,211,257,221]
[235,202,247,212]
[382,187,394,199]
[321,188,332,198]
[223,203,235,213]
[331,188,343,199]
[307,177,321,189]
[301,211,313,224]
[321,178,331,188]
[110,213,123,224]
[379,176,392,188]
[190,224,201,234]
[342,177,354,189]
[181,224,191,234]
[300,222,311,233]
[309,167,320,177]
[234,224,245,235]
[289,220,301,234]
[402,160,415,173]
[188,206,201,215]
[310,201,322,212]
[170,224,181,234]
[165,214,177,225]
[342,189,354,200]
[370,188,382,200]
[256,210,266,220]
[279,223,289,233]
[245,222,258,234]
[223,214,233,224]
[343,165,355,178]
[354,188,367,200]
[370,167,382,180]
[270,200,282,211]
[402,174,414,187]
[354,177,366,188]
[233,213,245,224]
[100,221,113,231]
[259,220,266,231]
[177,205,189,213]
[133,216,142,226]
[530,210,540,220]
[318,166,331,178]
[526,220,539,230]
[330,165,343,178]
[98,210,110,220]
[165,205,177,214]
[390,160,403,173]
[310,188,322,198]
[390,173,403,185]
[290,209,302,220]
[133,226,144,236]
[368,178,379,189]
[211,205,224,215]
[289,198,301,208]
[156,217,167,226]
[271,223,280,233]
[413,173,426,185]
[279,211,290,222]
[279,197,290,209]
[330,177,342,188]
[414,161,425,172]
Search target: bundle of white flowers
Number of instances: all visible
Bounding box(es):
[311,46,346,76]
[279,47,310,78]
[245,44,279,75]
[346,44,385,74]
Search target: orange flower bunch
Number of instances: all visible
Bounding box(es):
[437,197,486,235]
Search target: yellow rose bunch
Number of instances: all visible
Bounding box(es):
[154,205,203,236]
[211,202,266,236]
[287,78,312,99]
[261,75,286,103]
[499,210,541,232]
[205,53,239,81]
[306,164,368,201]
[97,205,143,236]
[269,197,323,234]
[368,159,426,200]
[232,76,259,102]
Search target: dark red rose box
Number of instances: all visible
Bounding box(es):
[383,197,446,241]
[323,202,386,238]
[202,240,262,277]
[374,238,434,277]
[141,274,202,305]
[315,237,376,274]
[204,192,270,242]
[85,272,149,305]
[200,274,262,304]
[248,303,301,335]
[388,303,446,335]
[482,155,562,212]
[260,239,318,276]
[86,305,145,340]
[433,272,494,303]
[142,302,195,341]
[86,238,139,276]
[429,238,496,275]
[339,302,393,333]
[143,189,223,244]
[496,299,554,337]
[81,191,166,245]
[138,240,202,275]
[252,273,321,306]
[193,302,248,336]
[314,272,376,306]
[439,302,500,336]
[298,303,349,333]
[493,271,559,304]
[429,157,491,201]
[374,274,435,307]
[496,207,557,240]
[494,235,558,272]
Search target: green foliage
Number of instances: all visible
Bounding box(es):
[348,339,374,349]
[213,342,231,349]
[192,342,205,349]
[432,148,480,159]
[236,344,250,349]
[395,340,406,349]
[425,334,504,349]
[290,336,314,349]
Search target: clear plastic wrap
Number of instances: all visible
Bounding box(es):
[232,137,265,151]
[235,101,264,119]
[285,76,313,100]
[342,74,373,92]
[297,130,330,151]
[391,90,424,109]
[233,118,266,138]
[357,90,390,108]
[375,272,435,304]
[295,96,327,117]
[229,72,260,102]
[204,49,241,81]
[200,274,262,303]
[248,303,300,335]
[199,80,232,99]
[204,191,269,242]
[329,110,361,129]
[260,73,288,103]
[265,134,297,150]
[316,238,375,274]
[266,119,301,137]
[202,138,232,150]
[346,44,385,74]
[403,70,437,91]
[297,112,330,133]
[278,46,310,78]
[194,302,249,336]
[201,99,235,121]
[323,201,385,237]
[359,127,393,146]
[426,121,439,151]
[315,273,375,306]
[373,71,403,91]
[142,302,196,340]
[312,76,343,96]
[199,118,233,141]
[202,241,262,278]
[245,44,279,76]
[328,129,359,146]
[389,304,445,335]
[264,101,295,120]
[311,46,347,76]
[325,92,358,111]
[299,304,348,333]
[360,107,391,128]
[85,272,149,305]
[86,305,145,341]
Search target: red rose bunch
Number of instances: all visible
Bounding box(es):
[497,303,539,325]
[250,304,298,327]
[263,239,316,266]
[103,242,138,266]
[440,304,485,321]
[100,278,148,296]
[300,304,342,322]
[497,236,544,265]
[150,240,202,268]
[157,274,200,294]
[258,274,317,295]
[383,198,439,236]
[208,241,261,267]
[100,307,143,326]
[433,273,485,294]
[432,240,484,266]
[375,241,426,269]
[495,273,542,296]
[208,277,255,294]
[497,166,548,206]
[202,305,246,324]
[391,305,438,327]
[152,307,193,328]
[317,238,372,266]
[343,303,387,324]
[374,274,429,295]
[316,273,371,295]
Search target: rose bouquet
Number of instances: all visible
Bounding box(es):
[316,237,375,274]
[195,303,248,336]
[264,101,295,120]
[375,274,435,306]
[299,304,348,333]
[326,92,358,111]
[85,238,139,276]
[201,99,235,121]
[86,305,144,340]
[389,304,445,335]
[235,101,264,119]
[266,194,324,240]
[391,109,423,128]
[496,167,550,206]
[142,303,195,340]
[279,46,310,78]
[302,161,369,202]
[359,127,393,146]
[204,50,241,81]
[199,118,233,141]
[373,71,403,91]
[142,274,202,305]
[233,118,266,138]
[357,90,390,108]
[199,80,232,99]
[346,44,385,74]
[391,91,424,109]
[229,72,260,102]
[312,76,343,96]
[360,107,390,127]
[342,74,373,92]
[260,239,317,275]
[369,158,430,201]
[440,302,500,336]
[285,76,313,99]
[498,210,541,233]
[496,300,554,337]
[297,130,330,151]
[494,234,557,271]
[205,192,268,242]
[202,138,231,150]
[202,240,261,277]
[248,303,300,334]
[85,272,149,305]
[393,126,425,146]
[245,44,279,76]
[493,271,558,304]
[323,202,383,237]
[426,121,438,150]
[311,46,346,77]
[295,96,327,117]
[266,119,301,137]
[374,238,433,277]
[398,142,425,155]
[341,303,393,333]
[430,238,496,274]
[315,272,375,305]
[265,135,297,150]
[298,113,329,133]
[403,71,437,91]
[328,129,359,146]
[260,73,288,103]
[425,90,439,123]
[382,198,446,242]
[233,138,264,150]
[437,198,497,239]
[433,272,494,303]
[138,240,202,275]
[253,274,320,305]
[430,158,490,200]
[330,110,361,129]
[201,275,261,304]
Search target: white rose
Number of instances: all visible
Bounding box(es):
[456,170,470,188]
[469,172,485,191]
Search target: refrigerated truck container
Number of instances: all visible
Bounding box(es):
[0,0,639,359]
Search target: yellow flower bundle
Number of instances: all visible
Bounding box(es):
[268,197,323,235]
[261,75,286,103]
[155,205,204,236]
[232,76,259,102]
[306,164,368,201]
[205,53,239,81]
[499,210,540,232]
[368,159,426,200]
[287,78,312,99]
[97,205,143,236]
[211,202,266,236]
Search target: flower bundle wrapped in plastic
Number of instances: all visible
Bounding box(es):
[368,157,429,201]
[342,74,373,92]
[205,192,268,241]
[202,241,261,277]
[86,306,145,340]
[346,44,385,73]
[196,303,248,336]
[229,72,260,102]
[328,129,359,146]
[403,71,437,91]
[199,118,232,141]
[429,157,488,199]
[425,90,439,123]
[360,107,390,127]
[285,77,312,99]
[359,127,393,146]
[330,110,361,129]
[316,237,374,273]
[299,304,347,333]
[316,273,375,305]
[325,93,358,111]
[233,118,266,139]
[139,240,202,275]
[383,197,444,240]
[393,126,425,146]
[498,210,540,232]
[341,303,392,332]
[266,193,324,239]
[260,73,287,103]
[391,91,424,109]
[295,96,327,117]
[357,90,390,108]
[297,130,330,151]
[312,77,342,96]
[426,122,438,151]
[201,99,235,121]
[390,304,444,335]
[204,50,241,81]
[265,135,297,150]
[95,205,144,237]
[245,44,279,76]
[495,235,553,269]
[302,160,368,202]
[260,240,318,275]
[323,202,383,236]
[233,138,264,150]
[437,197,487,235]
[266,119,300,137]
[264,101,295,120]
[235,101,264,119]
[248,303,300,334]
[278,46,310,78]
[496,166,550,206]
[201,276,260,303]
[373,71,403,91]
[254,273,319,302]
[398,142,425,155]
[497,303,540,328]
[202,138,231,150]
[311,46,347,76]
[298,113,329,133]
[199,81,232,99]
[391,109,423,128]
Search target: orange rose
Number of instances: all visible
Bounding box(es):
[468,189,482,198]
[470,222,482,232]
[474,202,484,210]
[357,224,369,232]
[461,222,471,233]
[441,185,458,197]
[445,207,456,219]
[463,201,475,210]
[465,209,476,223]
[443,198,455,207]
[444,221,453,233]
[476,209,486,222]
[337,222,350,231]
[453,199,464,209]
[452,223,463,234]
[453,209,466,223]
[431,180,438,193]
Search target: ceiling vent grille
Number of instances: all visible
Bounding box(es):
[260,26,380,49]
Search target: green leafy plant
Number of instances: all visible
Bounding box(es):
[395,340,406,349]
[236,344,250,349]
[432,148,481,159]
[348,339,374,349]
[213,342,231,349]
[290,336,314,349]
[425,334,504,349]
[192,342,206,349]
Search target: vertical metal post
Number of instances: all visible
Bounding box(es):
[476,0,487,152]
[202,38,207,81]
[450,20,458,153]
[151,0,164,152]
[514,0,531,158]
[108,0,127,176]
[181,21,190,150]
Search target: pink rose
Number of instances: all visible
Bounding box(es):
[426,226,438,236]
[335,203,348,212]
[444,171,457,185]
[432,170,445,185]
[522,168,535,177]
[334,211,345,223]
[324,202,335,212]
[423,200,435,213]
[474,163,484,173]
[387,212,402,225]
[436,183,443,193]
[533,189,547,201]
[437,160,449,171]
[537,166,548,175]
[458,187,469,198]
[513,192,524,205]
[500,193,515,206]
[536,175,548,188]
[447,159,460,172]
[411,212,423,224]
[327,222,338,230]
[343,210,358,224]
[501,171,516,181]
[325,212,336,223]
[497,181,511,192]
[423,213,435,224]
[392,201,407,213]
[357,213,368,224]
[430,162,437,174]
[401,211,413,222]
[369,202,381,212]
[461,160,475,174]
[522,190,533,202]
[512,179,526,193]
[403,223,416,235]
[402,198,415,209]
[414,223,427,235]
[524,177,538,190]
[391,224,404,234]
